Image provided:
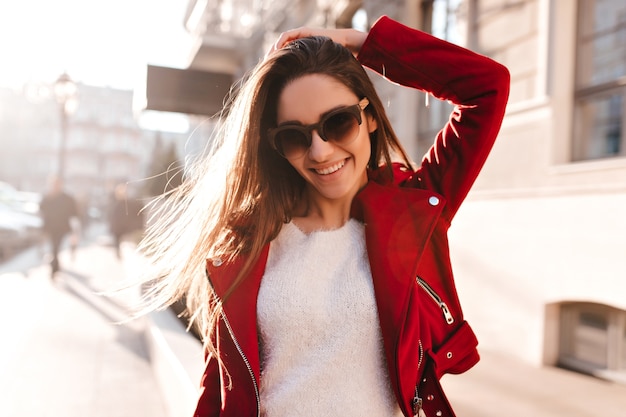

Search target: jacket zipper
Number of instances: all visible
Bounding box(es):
[416,276,455,324]
[412,393,425,417]
[221,312,261,417]
[417,339,424,372]
[412,340,425,416]
[412,277,455,415]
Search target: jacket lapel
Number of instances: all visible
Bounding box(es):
[351,180,445,397]
[351,180,445,314]
[205,245,270,386]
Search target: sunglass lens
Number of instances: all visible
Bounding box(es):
[323,111,360,144]
[275,129,310,158]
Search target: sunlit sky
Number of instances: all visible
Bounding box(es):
[0,0,191,91]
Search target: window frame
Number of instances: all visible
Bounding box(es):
[559,302,626,381]
[572,0,626,161]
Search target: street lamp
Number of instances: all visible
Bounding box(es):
[53,72,78,181]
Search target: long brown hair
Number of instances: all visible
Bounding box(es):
[137,35,412,358]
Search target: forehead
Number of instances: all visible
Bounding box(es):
[276,74,358,124]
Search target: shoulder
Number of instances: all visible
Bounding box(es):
[354,164,444,220]
[368,163,418,187]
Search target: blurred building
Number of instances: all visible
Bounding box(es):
[139,0,626,383]
[0,83,190,213]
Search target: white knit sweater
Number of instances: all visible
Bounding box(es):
[257,220,403,417]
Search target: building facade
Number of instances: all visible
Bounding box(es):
[0,83,190,215]
[143,0,626,382]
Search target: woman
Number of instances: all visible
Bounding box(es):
[139,15,509,417]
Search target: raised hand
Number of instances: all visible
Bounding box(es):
[266,27,368,58]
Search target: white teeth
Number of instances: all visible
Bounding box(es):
[315,160,345,175]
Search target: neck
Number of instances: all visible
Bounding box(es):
[292,192,353,233]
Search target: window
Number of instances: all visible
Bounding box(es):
[573,0,626,161]
[559,302,626,382]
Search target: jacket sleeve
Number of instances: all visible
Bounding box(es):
[357,16,510,222]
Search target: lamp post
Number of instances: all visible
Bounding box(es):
[53,72,77,181]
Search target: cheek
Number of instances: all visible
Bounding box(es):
[284,157,306,177]
[356,134,373,165]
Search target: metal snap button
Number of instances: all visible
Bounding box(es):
[446,351,453,359]
[428,196,440,206]
[212,258,223,267]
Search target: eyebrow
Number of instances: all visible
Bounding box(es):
[276,103,354,127]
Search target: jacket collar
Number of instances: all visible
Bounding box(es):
[206,245,269,386]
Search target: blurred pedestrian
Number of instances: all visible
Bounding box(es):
[39,175,79,278]
[108,183,144,258]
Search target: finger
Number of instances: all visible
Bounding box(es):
[265,28,307,59]
[274,28,310,50]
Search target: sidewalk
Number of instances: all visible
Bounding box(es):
[1,226,625,417]
[443,348,626,417]
[0,228,167,417]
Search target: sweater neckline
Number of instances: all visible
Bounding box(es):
[287,218,360,237]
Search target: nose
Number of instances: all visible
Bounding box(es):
[307,129,334,161]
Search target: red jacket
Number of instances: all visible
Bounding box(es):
[195,16,510,417]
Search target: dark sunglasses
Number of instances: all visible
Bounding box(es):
[268,98,370,158]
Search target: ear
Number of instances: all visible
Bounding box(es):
[366,113,378,134]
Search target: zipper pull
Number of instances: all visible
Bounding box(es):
[440,302,454,324]
[417,276,455,325]
[412,388,426,416]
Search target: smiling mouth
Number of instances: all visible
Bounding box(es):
[314,159,346,175]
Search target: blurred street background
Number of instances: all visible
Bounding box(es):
[1,222,625,416]
[0,223,167,417]
[1,0,625,416]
